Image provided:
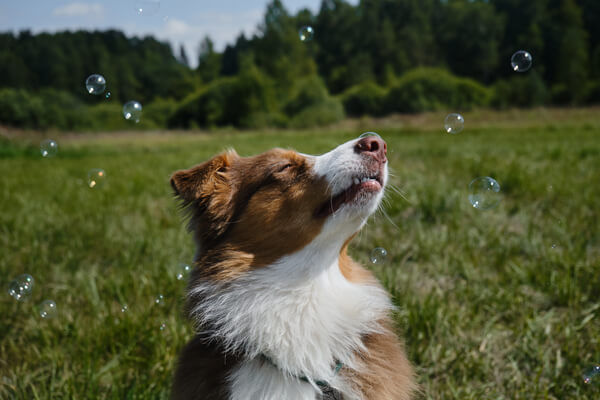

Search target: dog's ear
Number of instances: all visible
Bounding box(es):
[170,150,239,236]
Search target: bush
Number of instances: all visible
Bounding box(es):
[385,68,490,113]
[288,97,345,128]
[169,66,278,129]
[0,88,45,129]
[0,88,94,130]
[341,81,387,117]
[284,76,345,128]
[582,80,600,104]
[284,76,330,116]
[490,72,548,109]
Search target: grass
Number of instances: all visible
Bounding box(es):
[1,107,599,399]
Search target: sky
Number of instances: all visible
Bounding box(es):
[0,0,358,66]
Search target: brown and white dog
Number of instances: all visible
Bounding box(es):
[170,135,416,400]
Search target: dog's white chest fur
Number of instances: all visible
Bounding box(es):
[189,232,394,400]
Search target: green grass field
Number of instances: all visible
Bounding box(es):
[1,108,599,399]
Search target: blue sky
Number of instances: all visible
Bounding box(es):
[0,0,357,66]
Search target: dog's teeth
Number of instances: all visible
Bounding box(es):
[354,178,360,185]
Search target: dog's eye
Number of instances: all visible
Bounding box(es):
[278,163,292,172]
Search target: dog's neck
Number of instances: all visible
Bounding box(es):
[188,230,394,382]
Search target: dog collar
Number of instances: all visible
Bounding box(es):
[259,354,343,388]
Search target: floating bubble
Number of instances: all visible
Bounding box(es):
[176,263,191,281]
[134,0,160,16]
[87,168,106,189]
[468,177,501,210]
[121,304,128,313]
[511,50,532,72]
[159,321,167,331]
[7,274,34,301]
[105,91,111,100]
[583,365,600,385]
[38,300,57,319]
[85,74,106,95]
[123,101,142,123]
[154,294,164,305]
[299,26,314,42]
[359,131,381,139]
[444,113,464,134]
[370,247,387,264]
[40,139,58,158]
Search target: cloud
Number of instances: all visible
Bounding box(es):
[52,2,104,17]
[122,11,262,67]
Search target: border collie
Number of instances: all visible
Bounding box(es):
[170,135,416,400]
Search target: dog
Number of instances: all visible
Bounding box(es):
[170,135,416,400]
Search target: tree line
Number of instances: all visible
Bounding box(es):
[0,0,598,131]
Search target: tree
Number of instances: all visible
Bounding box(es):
[178,44,190,67]
[197,36,222,83]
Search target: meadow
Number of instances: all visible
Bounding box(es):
[1,107,599,399]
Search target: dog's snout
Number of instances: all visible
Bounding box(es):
[354,136,387,163]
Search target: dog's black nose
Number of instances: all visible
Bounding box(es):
[355,136,387,163]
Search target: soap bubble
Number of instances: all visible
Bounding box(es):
[359,131,381,139]
[40,139,58,157]
[7,274,34,301]
[299,26,314,42]
[87,168,106,189]
[85,74,106,95]
[105,91,111,100]
[511,50,532,72]
[159,321,167,331]
[468,177,501,210]
[154,294,164,305]
[444,113,464,134]
[134,0,160,16]
[123,101,142,123]
[583,365,600,385]
[370,247,387,264]
[176,263,191,280]
[121,304,128,313]
[38,300,57,319]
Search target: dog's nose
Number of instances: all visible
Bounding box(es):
[354,136,387,163]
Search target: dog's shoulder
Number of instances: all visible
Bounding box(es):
[171,334,242,400]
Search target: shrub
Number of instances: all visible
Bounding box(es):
[0,88,93,130]
[169,67,277,129]
[284,76,345,128]
[582,80,600,104]
[385,68,490,113]
[341,81,387,117]
[490,72,548,109]
[288,97,345,128]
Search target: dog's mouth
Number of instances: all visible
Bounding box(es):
[316,171,383,218]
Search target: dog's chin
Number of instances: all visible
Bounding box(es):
[341,185,383,219]
[322,183,384,238]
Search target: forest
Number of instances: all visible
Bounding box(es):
[0,0,598,130]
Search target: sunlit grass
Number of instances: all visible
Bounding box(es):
[1,108,599,399]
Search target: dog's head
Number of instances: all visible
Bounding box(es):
[171,135,388,274]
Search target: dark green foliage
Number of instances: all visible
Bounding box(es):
[0,0,599,131]
[341,81,388,117]
[288,97,345,128]
[283,76,345,128]
[168,66,277,129]
[385,68,490,113]
[0,88,91,130]
[491,71,549,108]
[0,30,192,105]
